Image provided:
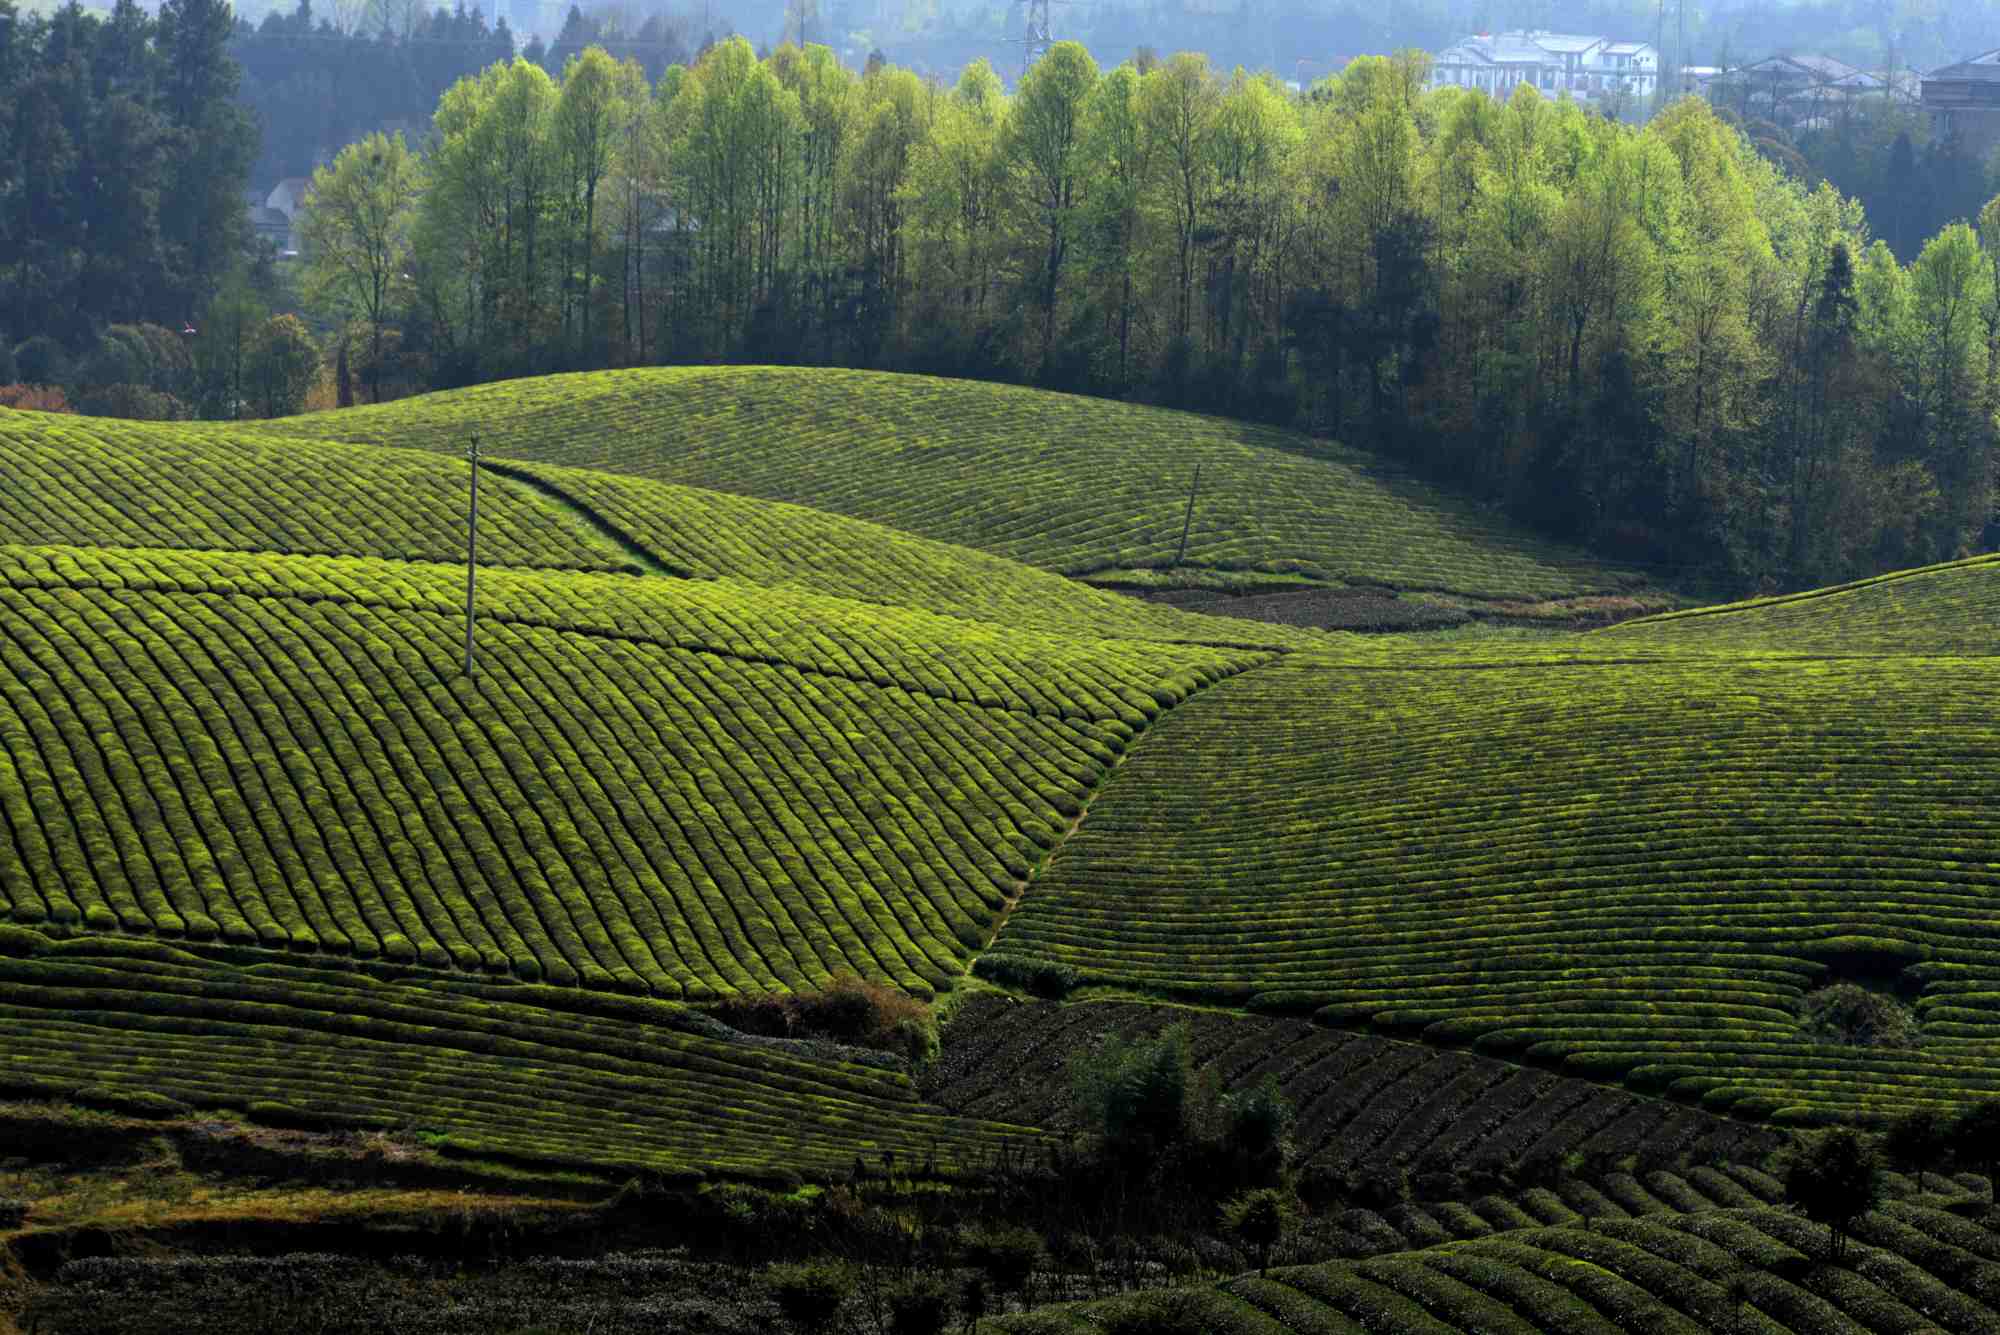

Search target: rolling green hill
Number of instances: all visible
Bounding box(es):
[1597,551,2000,654]
[255,366,1646,600]
[989,651,2000,1118]
[999,1198,2000,1333]
[0,543,1264,998]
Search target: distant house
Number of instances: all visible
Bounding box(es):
[1430,31,1657,110]
[248,205,295,251]
[265,177,312,221]
[1704,54,1910,129]
[1924,49,2000,159]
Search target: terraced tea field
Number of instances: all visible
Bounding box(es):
[990,651,2000,1117]
[258,366,1645,599]
[0,926,1036,1181]
[1000,1199,2000,1333]
[1599,550,2000,654]
[927,997,1781,1197]
[0,411,623,571]
[0,543,1266,998]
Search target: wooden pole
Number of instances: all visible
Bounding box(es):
[1174,462,1201,568]
[463,434,480,678]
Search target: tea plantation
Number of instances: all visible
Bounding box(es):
[255,366,1644,599]
[15,372,2000,1332]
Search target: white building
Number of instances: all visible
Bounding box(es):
[1431,31,1658,107]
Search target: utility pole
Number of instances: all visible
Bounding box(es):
[463,434,481,678]
[1174,463,1201,568]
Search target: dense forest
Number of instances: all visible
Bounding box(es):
[279,40,1999,589]
[10,0,2000,590]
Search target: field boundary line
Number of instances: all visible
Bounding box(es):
[478,461,693,579]
[972,652,1288,956]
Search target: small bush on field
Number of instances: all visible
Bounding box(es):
[973,953,1079,999]
[715,973,935,1063]
[765,1260,852,1334]
[1801,982,1917,1048]
[887,1273,952,1335]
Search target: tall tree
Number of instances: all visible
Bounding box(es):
[1007,40,1096,370]
[300,130,422,401]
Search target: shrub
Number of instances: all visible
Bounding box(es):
[1948,1100,2000,1199]
[973,953,1078,999]
[966,1225,1043,1298]
[1220,1187,1293,1275]
[765,1260,852,1334]
[0,1199,26,1229]
[887,1273,952,1335]
[74,383,190,420]
[1800,982,1917,1048]
[715,973,935,1063]
[0,338,16,385]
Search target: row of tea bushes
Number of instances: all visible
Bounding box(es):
[0,929,1041,1182]
[1600,553,2000,655]
[1003,1201,2000,1333]
[0,545,1259,997]
[926,997,1780,1194]
[260,366,1645,599]
[993,654,2000,1115]
[0,412,619,571]
[499,460,1323,651]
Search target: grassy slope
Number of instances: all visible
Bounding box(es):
[991,651,2000,1118]
[0,406,1318,650]
[0,410,625,572]
[1597,551,2000,653]
[999,1197,2000,1333]
[257,366,1644,599]
[0,926,1038,1181]
[0,543,1265,1000]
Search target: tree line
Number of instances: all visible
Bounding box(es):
[295,40,2000,590]
[0,0,255,348]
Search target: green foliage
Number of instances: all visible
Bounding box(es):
[262,365,1642,601]
[0,542,1251,1000]
[1220,1187,1292,1275]
[1801,983,1918,1050]
[0,932,1038,1181]
[965,1226,1043,1297]
[765,1260,852,1334]
[991,648,2000,1118]
[245,315,320,419]
[886,1273,952,1335]
[1784,1128,1882,1260]
[1883,1108,1948,1190]
[1071,1024,1190,1159]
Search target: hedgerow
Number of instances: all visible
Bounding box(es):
[990,653,2000,1115]
[257,366,1647,600]
[0,544,1259,998]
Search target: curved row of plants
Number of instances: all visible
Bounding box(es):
[928,997,1780,1200]
[0,412,619,571]
[1000,1199,2000,1333]
[1599,552,2000,655]
[503,460,1323,651]
[991,655,2000,1117]
[262,367,1647,600]
[0,545,1256,997]
[0,927,1040,1182]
